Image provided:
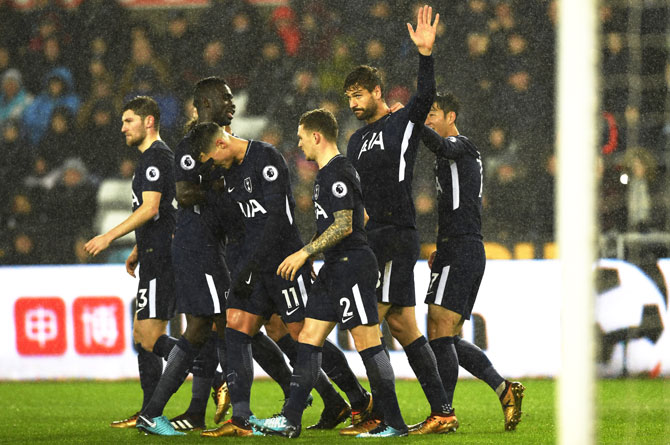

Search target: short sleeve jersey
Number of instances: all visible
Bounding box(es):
[432,133,483,241]
[346,55,435,230]
[173,131,241,251]
[224,140,303,271]
[313,154,367,262]
[132,140,176,256]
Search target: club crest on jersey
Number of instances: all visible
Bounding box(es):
[180,154,195,170]
[313,184,320,200]
[244,177,252,193]
[146,166,160,181]
[262,165,278,182]
[332,181,348,198]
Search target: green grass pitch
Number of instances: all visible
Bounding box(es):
[1,378,668,444]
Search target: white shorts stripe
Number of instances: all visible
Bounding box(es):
[297,275,308,306]
[352,284,368,325]
[434,265,450,306]
[149,278,156,318]
[205,273,221,314]
[398,121,415,182]
[450,160,460,210]
[382,261,393,303]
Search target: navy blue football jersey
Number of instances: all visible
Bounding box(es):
[224,140,303,271]
[173,131,243,251]
[346,55,435,230]
[132,140,176,256]
[313,154,367,261]
[422,127,483,241]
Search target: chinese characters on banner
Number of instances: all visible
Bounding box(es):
[15,297,125,356]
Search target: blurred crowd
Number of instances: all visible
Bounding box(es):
[0,0,668,265]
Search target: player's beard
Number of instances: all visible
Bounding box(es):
[125,129,146,147]
[353,101,377,122]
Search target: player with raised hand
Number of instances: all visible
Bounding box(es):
[343,4,456,435]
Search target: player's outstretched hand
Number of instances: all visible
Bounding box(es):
[126,246,139,277]
[277,249,310,281]
[84,234,111,257]
[407,5,439,56]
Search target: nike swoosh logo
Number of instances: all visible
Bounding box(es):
[228,187,235,192]
[286,307,299,316]
[342,316,354,323]
[139,415,156,428]
[245,272,252,285]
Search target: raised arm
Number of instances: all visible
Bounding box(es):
[407,5,438,123]
[407,5,439,56]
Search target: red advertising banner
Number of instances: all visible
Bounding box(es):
[73,297,125,355]
[14,297,67,356]
[117,0,208,7]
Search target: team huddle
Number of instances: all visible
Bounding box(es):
[84,5,524,439]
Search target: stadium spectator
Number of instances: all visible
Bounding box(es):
[46,158,98,263]
[0,119,32,202]
[0,45,13,80]
[77,37,118,96]
[22,67,80,146]
[482,161,528,246]
[161,10,202,97]
[221,8,261,88]
[4,231,41,265]
[4,189,49,265]
[318,36,356,98]
[77,95,122,178]
[270,5,301,58]
[27,35,72,90]
[480,125,519,184]
[118,36,171,102]
[0,68,32,125]
[37,106,80,170]
[623,147,662,232]
[270,67,321,140]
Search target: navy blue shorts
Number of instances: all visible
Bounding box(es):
[135,250,176,321]
[173,245,230,316]
[366,225,420,307]
[226,264,311,324]
[307,247,380,330]
[424,238,485,320]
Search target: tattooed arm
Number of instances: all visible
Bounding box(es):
[276,209,353,281]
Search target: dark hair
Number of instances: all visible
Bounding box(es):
[299,108,338,143]
[343,65,384,95]
[183,77,229,134]
[189,121,220,159]
[122,96,161,130]
[193,76,229,110]
[434,92,460,121]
